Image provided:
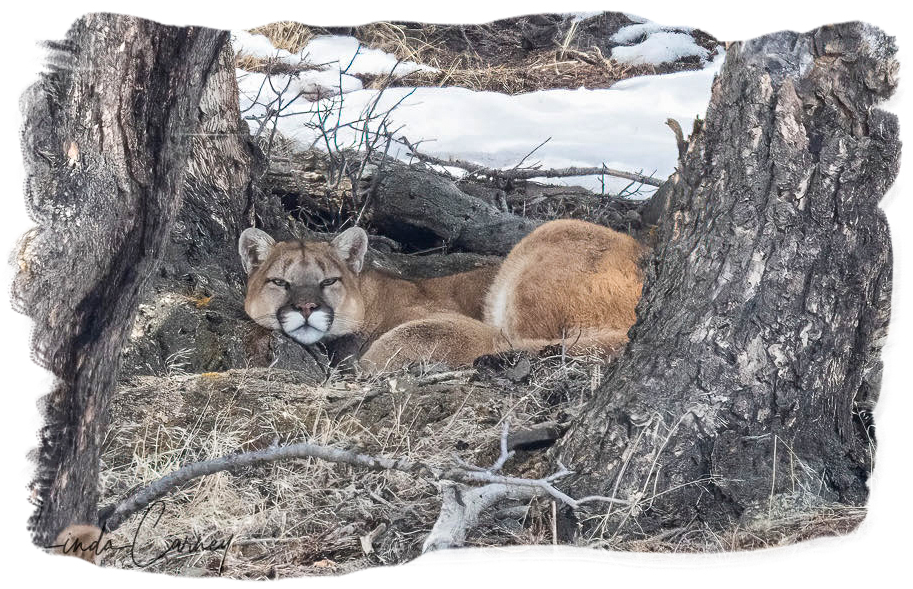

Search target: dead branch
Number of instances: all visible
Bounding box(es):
[425,421,627,551]
[99,425,629,548]
[665,118,687,158]
[99,440,431,532]
[401,137,664,187]
[423,483,537,552]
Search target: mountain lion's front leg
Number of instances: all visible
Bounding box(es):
[359,313,504,372]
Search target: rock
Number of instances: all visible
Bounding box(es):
[504,357,532,383]
[507,421,562,451]
[121,275,325,381]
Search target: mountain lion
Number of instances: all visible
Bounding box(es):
[239,219,643,370]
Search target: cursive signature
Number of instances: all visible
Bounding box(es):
[48,501,235,572]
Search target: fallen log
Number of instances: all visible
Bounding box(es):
[370,164,542,255]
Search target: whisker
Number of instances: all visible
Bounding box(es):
[246,310,366,335]
[249,313,280,323]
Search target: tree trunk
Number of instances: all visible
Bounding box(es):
[14,14,226,546]
[558,23,899,539]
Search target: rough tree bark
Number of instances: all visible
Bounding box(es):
[370,165,540,255]
[558,23,899,539]
[14,14,227,546]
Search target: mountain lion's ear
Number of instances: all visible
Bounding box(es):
[239,228,276,275]
[331,227,368,273]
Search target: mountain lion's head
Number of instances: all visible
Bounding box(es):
[239,227,368,345]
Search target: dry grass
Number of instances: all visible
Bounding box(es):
[249,22,316,53]
[359,57,645,95]
[234,54,324,75]
[98,353,595,578]
[354,28,655,95]
[589,504,866,553]
[349,20,705,94]
[356,22,447,68]
[235,23,326,74]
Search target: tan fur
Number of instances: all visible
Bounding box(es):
[485,219,644,342]
[356,266,499,336]
[52,524,103,564]
[360,312,503,370]
[240,220,643,370]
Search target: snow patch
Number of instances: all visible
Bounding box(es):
[233,32,438,110]
[611,22,692,45]
[610,18,713,67]
[232,30,295,61]
[613,31,710,66]
[294,35,435,76]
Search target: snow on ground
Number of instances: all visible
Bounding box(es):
[233,31,438,112]
[611,22,692,44]
[611,21,709,66]
[566,11,604,23]
[234,33,724,195]
[233,31,287,60]
[612,32,710,66]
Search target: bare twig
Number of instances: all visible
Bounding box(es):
[489,420,515,473]
[415,369,476,385]
[100,440,429,531]
[666,118,687,158]
[511,137,551,171]
[423,482,536,551]
[400,137,663,187]
[359,523,386,555]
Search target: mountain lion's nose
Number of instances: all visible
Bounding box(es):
[293,302,318,317]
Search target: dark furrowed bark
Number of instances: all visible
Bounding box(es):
[15,13,227,546]
[557,23,898,539]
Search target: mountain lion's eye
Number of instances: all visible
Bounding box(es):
[269,278,290,289]
[320,277,339,287]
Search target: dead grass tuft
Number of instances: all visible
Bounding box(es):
[235,18,716,94]
[353,33,655,95]
[249,22,317,53]
[234,54,324,75]
[587,504,866,553]
[348,19,708,94]
[355,22,447,69]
